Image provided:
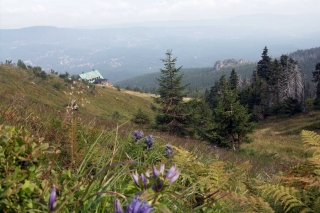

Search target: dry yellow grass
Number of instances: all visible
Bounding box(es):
[121,89,192,101]
[242,111,320,162]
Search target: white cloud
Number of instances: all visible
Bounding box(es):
[5,7,27,14]
[32,5,46,13]
[0,0,319,28]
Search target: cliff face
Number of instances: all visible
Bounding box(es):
[213,59,244,71]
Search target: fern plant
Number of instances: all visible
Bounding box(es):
[254,130,320,213]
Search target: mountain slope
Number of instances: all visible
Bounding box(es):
[0,65,155,120]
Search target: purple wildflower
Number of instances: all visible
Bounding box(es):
[166,165,180,183]
[152,165,160,178]
[165,144,174,156]
[48,185,56,212]
[22,160,29,167]
[132,130,144,142]
[151,179,164,192]
[115,199,124,213]
[116,197,153,213]
[151,164,180,192]
[140,174,148,189]
[144,135,153,151]
[132,171,150,189]
[132,172,140,187]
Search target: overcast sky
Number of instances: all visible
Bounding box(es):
[1,0,319,29]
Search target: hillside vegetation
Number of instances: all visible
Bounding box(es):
[0,64,155,121]
[1,63,320,212]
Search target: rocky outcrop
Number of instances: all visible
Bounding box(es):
[213,59,244,71]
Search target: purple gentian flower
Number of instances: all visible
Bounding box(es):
[115,199,124,213]
[115,197,153,213]
[151,164,180,192]
[127,197,153,213]
[22,160,29,167]
[144,135,153,151]
[165,144,174,156]
[166,165,180,183]
[152,165,160,178]
[132,172,140,187]
[132,130,144,142]
[140,174,148,189]
[132,171,150,189]
[151,179,164,192]
[48,185,56,212]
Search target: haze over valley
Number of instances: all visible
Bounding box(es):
[1,13,319,82]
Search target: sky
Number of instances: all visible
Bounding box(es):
[1,0,319,29]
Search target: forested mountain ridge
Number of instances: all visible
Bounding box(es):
[116,63,256,94]
[288,47,320,81]
[117,47,320,94]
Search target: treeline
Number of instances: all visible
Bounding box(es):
[118,64,257,95]
[117,47,320,95]
[289,47,320,81]
[206,47,320,121]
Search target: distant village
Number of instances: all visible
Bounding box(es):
[77,69,112,87]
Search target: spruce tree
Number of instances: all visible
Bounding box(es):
[257,46,271,81]
[154,50,189,135]
[201,75,254,149]
[229,69,239,90]
[213,79,254,149]
[17,59,27,70]
[313,63,320,110]
[312,63,320,83]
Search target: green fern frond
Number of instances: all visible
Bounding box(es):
[301,130,320,175]
[301,130,320,148]
[217,191,275,213]
[226,161,251,192]
[258,184,313,213]
[171,145,206,188]
[172,145,204,168]
[206,161,229,187]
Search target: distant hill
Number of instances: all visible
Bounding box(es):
[117,47,320,93]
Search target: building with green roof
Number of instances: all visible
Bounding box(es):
[78,70,105,83]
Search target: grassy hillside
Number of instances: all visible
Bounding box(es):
[0,64,155,121]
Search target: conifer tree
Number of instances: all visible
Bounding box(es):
[17,59,27,70]
[202,75,254,149]
[313,63,320,110]
[185,91,213,137]
[229,69,239,90]
[154,50,189,135]
[213,78,254,149]
[257,46,271,81]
